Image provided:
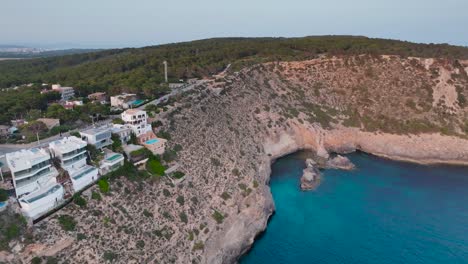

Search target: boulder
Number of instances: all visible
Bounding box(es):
[325,155,355,170]
[300,167,321,191]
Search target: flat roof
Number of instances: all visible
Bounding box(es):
[49,136,87,154]
[5,148,50,171]
[80,125,112,136]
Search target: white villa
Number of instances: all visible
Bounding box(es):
[5,148,64,219]
[99,150,125,175]
[121,109,152,136]
[80,126,113,149]
[49,136,98,192]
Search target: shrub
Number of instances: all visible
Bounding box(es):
[69,131,81,138]
[193,241,204,251]
[136,240,145,249]
[112,118,124,124]
[0,188,8,202]
[173,171,185,179]
[58,215,76,231]
[143,209,153,218]
[73,194,87,208]
[210,158,221,166]
[103,251,118,262]
[156,130,171,140]
[77,233,86,241]
[163,189,171,197]
[146,158,166,176]
[212,210,225,224]
[31,256,42,264]
[97,178,110,194]
[179,211,188,224]
[91,191,102,201]
[220,192,231,200]
[176,195,185,206]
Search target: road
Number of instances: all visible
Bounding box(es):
[0,119,113,155]
[138,79,209,109]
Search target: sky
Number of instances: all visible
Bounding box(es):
[1,0,467,49]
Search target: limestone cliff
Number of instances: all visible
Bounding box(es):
[8,56,468,264]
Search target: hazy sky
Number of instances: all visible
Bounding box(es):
[1,0,467,48]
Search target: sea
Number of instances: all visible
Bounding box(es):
[240,151,468,264]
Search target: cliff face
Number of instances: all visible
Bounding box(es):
[11,56,468,264]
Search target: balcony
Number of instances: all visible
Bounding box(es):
[14,162,52,180]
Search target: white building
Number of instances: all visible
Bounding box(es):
[121,109,152,136]
[49,136,99,192]
[5,148,63,220]
[111,124,133,143]
[18,183,64,220]
[52,84,75,101]
[80,126,113,149]
[99,150,125,175]
[6,148,58,198]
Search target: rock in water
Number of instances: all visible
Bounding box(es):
[325,155,355,170]
[305,158,316,168]
[300,167,321,191]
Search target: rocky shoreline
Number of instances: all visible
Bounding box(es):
[216,123,468,264]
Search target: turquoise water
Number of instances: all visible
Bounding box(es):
[240,152,468,264]
[145,138,159,144]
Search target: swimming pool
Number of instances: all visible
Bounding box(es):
[106,154,123,162]
[131,99,145,106]
[145,138,159,144]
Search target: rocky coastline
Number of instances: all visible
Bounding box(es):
[217,123,468,264]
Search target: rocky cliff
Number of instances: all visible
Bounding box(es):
[5,55,468,264]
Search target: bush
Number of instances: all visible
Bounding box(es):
[172,171,185,179]
[146,158,166,176]
[97,178,110,194]
[179,211,188,224]
[0,188,8,202]
[212,210,225,224]
[220,192,231,200]
[176,195,185,206]
[73,194,87,208]
[136,240,145,249]
[156,130,171,140]
[91,191,102,201]
[58,215,76,231]
[31,256,42,264]
[69,131,81,138]
[193,241,204,251]
[103,251,118,262]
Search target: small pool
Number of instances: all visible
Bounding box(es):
[106,154,123,162]
[145,138,159,144]
[131,99,145,106]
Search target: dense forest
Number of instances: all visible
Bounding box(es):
[1,36,468,93]
[1,36,468,126]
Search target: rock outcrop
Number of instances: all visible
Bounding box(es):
[325,155,355,170]
[300,167,321,191]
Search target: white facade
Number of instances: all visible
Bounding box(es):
[18,183,64,220]
[49,136,99,193]
[49,136,88,170]
[68,165,99,192]
[52,84,75,101]
[80,126,113,149]
[121,109,152,136]
[6,148,62,220]
[6,148,58,198]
